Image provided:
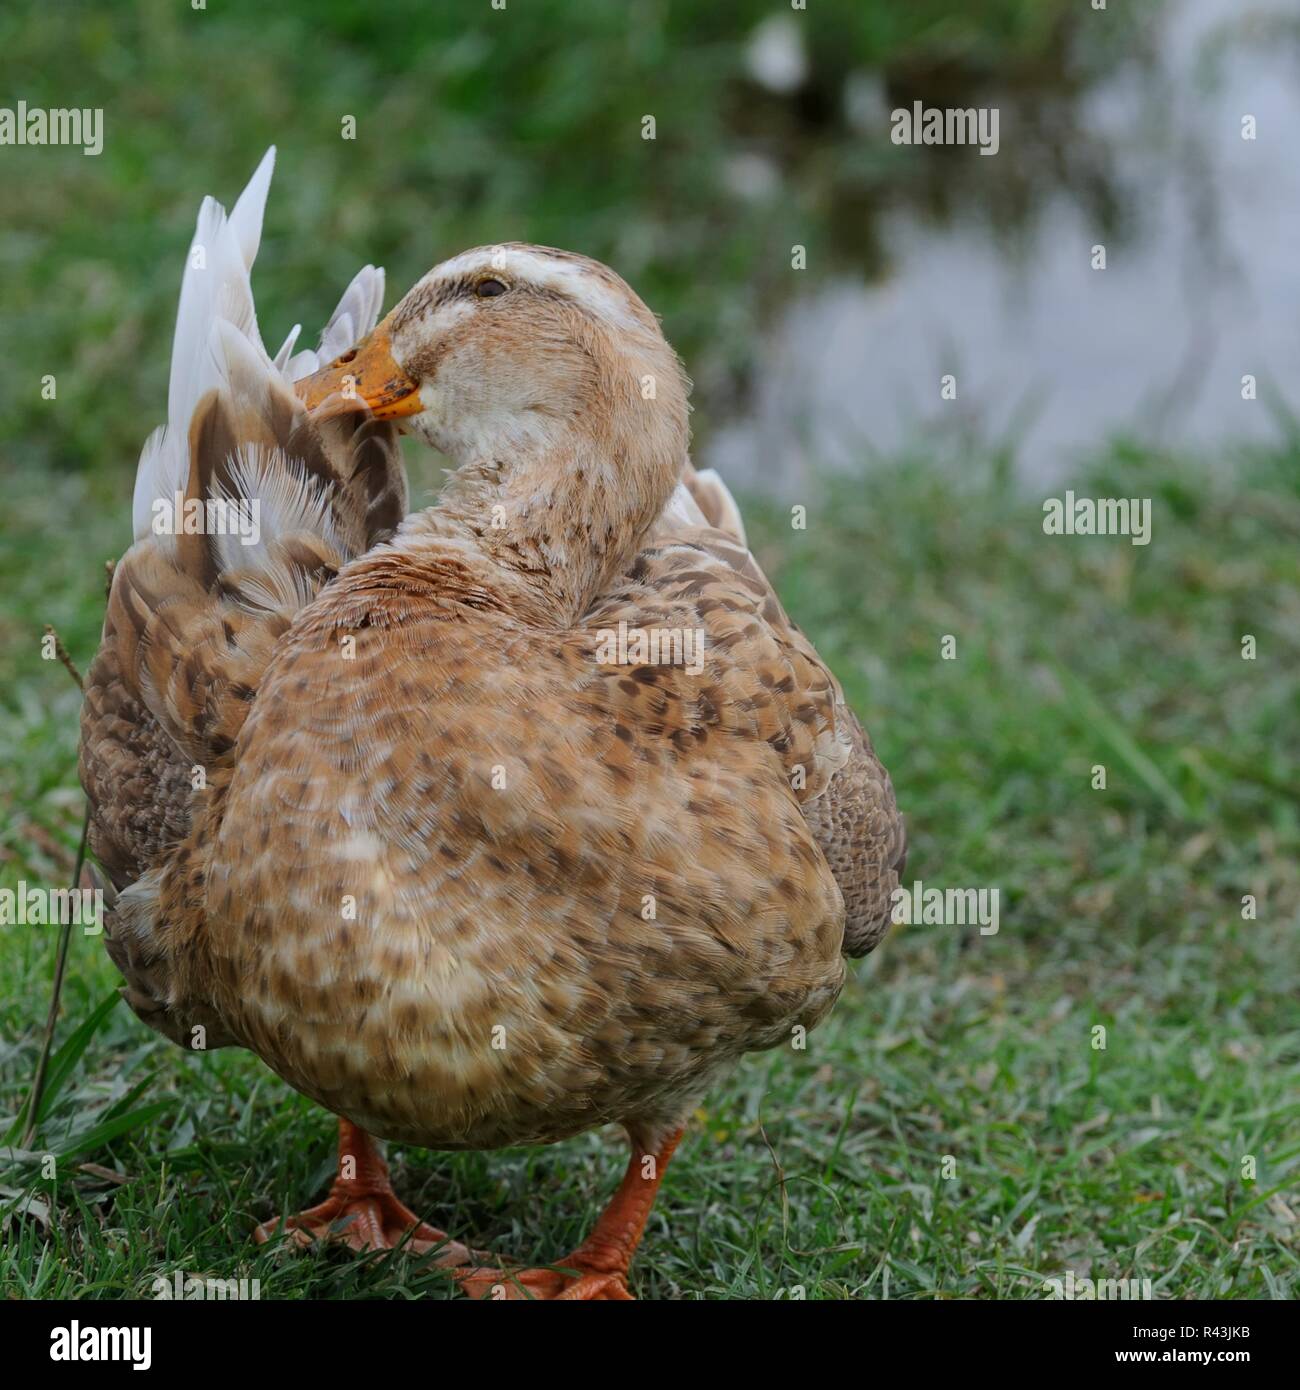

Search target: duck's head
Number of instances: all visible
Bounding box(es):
[296,244,691,614]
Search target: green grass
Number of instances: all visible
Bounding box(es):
[2,441,1297,1299]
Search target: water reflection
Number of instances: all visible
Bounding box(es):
[709,0,1300,489]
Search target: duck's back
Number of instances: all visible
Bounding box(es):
[198,544,851,1148]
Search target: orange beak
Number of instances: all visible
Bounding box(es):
[294,318,423,419]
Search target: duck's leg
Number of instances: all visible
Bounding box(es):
[457,1126,684,1300]
[255,1118,472,1263]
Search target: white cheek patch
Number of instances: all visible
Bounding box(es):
[392,297,473,374]
[429,247,642,333]
[404,296,474,344]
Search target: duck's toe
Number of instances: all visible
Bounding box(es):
[455,1261,633,1300]
[256,1187,474,1264]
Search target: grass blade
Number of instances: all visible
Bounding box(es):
[5,990,121,1146]
[53,1100,175,1161]
[1049,663,1191,820]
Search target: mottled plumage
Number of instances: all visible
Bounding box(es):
[77,153,904,1296]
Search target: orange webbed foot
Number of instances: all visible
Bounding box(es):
[255,1186,471,1263]
[255,1118,472,1265]
[454,1124,684,1302]
[456,1261,634,1300]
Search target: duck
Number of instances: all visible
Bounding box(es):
[78,149,905,1299]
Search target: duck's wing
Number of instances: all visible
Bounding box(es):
[604,466,906,958]
[78,151,407,1038]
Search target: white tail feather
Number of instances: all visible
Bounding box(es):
[209,444,342,583]
[132,150,389,545]
[285,264,387,381]
[272,323,302,371]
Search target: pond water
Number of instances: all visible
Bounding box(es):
[707,0,1300,490]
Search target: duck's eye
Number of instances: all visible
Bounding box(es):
[475,278,508,299]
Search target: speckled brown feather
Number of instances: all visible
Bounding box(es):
[134,495,898,1146]
[675,466,905,956]
[177,544,848,1146]
[78,365,406,1032]
[78,239,903,1158]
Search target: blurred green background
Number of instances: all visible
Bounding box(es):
[0,0,1140,475]
[1,0,1297,1300]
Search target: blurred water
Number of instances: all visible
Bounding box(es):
[709,0,1300,489]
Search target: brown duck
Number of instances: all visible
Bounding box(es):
[78,151,905,1299]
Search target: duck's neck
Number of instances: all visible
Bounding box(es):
[396,434,679,627]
